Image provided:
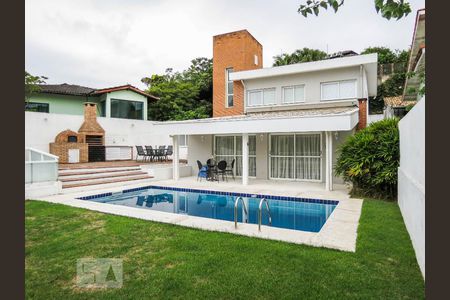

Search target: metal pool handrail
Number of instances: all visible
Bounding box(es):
[258,198,272,232]
[234,197,248,229]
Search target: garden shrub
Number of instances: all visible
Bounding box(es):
[335,118,400,200]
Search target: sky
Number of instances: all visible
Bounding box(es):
[25,0,426,90]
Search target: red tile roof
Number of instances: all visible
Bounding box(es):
[93,84,159,101]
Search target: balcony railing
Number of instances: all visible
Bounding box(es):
[25,147,59,184]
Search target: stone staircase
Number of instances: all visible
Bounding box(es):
[58,164,153,192]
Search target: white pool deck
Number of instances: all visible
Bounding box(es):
[33,176,363,252]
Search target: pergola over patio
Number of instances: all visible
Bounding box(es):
[154,105,360,191]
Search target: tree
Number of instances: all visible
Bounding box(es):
[360,47,409,114]
[335,118,400,200]
[141,58,213,121]
[298,0,411,20]
[273,48,327,66]
[25,70,47,101]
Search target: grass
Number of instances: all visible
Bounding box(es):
[25,199,424,299]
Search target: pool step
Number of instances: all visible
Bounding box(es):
[59,166,141,175]
[62,174,153,189]
[60,178,155,194]
[59,169,144,179]
[59,165,153,190]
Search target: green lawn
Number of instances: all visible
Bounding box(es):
[25,199,424,299]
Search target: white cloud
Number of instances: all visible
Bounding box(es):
[25,0,425,89]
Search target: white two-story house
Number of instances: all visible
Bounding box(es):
[155,30,378,191]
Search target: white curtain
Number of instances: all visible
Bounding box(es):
[215,135,256,177]
[270,134,321,180]
[270,135,294,178]
[295,134,321,180]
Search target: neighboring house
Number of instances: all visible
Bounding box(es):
[25,83,159,121]
[384,95,415,118]
[155,30,378,191]
[385,8,425,118]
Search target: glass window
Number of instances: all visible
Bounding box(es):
[340,80,357,98]
[178,135,188,147]
[214,135,256,177]
[25,102,49,113]
[248,91,263,106]
[283,85,305,104]
[248,88,276,106]
[321,82,340,100]
[110,99,143,120]
[99,101,106,117]
[226,68,234,107]
[294,85,305,102]
[270,134,321,180]
[321,80,356,101]
[263,88,276,105]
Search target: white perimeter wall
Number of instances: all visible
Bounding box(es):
[368,114,384,124]
[398,97,425,278]
[25,112,187,160]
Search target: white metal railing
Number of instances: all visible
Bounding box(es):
[25,147,59,184]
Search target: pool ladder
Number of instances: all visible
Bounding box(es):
[234,197,272,231]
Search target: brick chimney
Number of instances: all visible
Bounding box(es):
[212,30,263,117]
[357,98,368,130]
[78,102,105,136]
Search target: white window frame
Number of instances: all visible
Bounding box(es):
[268,132,322,182]
[282,84,306,104]
[320,79,357,101]
[225,68,234,108]
[246,88,276,107]
[213,134,256,178]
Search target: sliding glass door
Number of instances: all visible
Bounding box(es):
[269,133,322,181]
[214,135,256,177]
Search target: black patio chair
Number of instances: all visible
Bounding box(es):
[165,145,173,161]
[214,160,228,182]
[145,145,155,162]
[158,145,166,162]
[225,158,235,180]
[136,146,149,162]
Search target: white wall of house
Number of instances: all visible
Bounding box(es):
[187,130,351,184]
[398,97,425,278]
[243,66,366,112]
[187,135,213,171]
[25,112,188,160]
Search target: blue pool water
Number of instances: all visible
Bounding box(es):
[78,186,338,233]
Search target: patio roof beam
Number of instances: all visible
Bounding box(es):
[152,109,359,136]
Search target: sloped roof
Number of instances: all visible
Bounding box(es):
[37,84,95,96]
[93,84,159,101]
[36,83,159,100]
[384,96,417,108]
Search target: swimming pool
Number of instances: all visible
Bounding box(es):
[78,185,338,233]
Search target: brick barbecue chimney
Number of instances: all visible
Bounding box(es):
[78,103,105,145]
[357,98,368,130]
[78,103,104,134]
